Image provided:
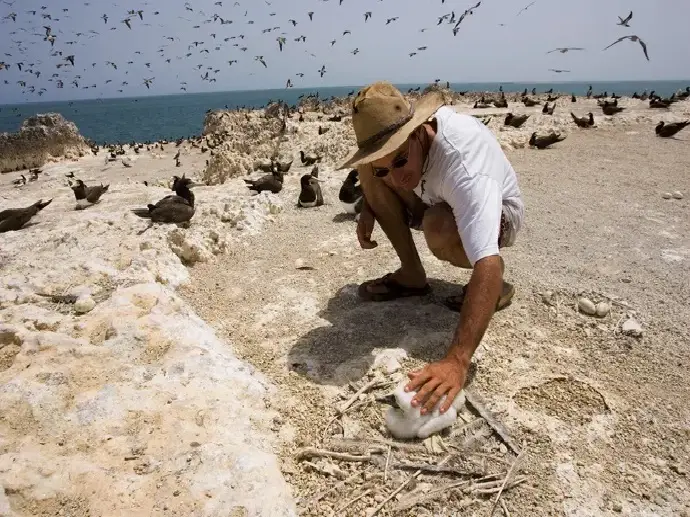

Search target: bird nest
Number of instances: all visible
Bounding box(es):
[286,363,526,516]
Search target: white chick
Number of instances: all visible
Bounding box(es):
[384,380,466,440]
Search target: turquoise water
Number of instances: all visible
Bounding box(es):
[1,80,687,144]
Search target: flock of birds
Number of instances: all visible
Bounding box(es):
[0,0,662,102]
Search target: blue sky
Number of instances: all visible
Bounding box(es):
[0,0,688,103]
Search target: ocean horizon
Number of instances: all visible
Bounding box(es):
[1,79,688,144]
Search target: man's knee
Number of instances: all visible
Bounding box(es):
[422,203,456,246]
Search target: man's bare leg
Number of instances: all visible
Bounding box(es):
[358,163,427,292]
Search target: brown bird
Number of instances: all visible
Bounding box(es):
[71,179,109,207]
[132,176,196,223]
[542,102,555,115]
[571,112,594,128]
[0,199,52,233]
[522,97,540,107]
[655,121,690,138]
[244,168,283,194]
[601,101,624,116]
[504,113,530,128]
[297,170,323,208]
[603,35,648,61]
[529,132,566,149]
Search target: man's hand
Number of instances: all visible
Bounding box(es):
[405,357,469,414]
[356,201,378,249]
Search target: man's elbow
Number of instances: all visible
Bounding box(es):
[472,254,503,282]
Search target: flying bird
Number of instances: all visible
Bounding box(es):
[277,36,286,51]
[546,47,584,54]
[617,11,632,27]
[308,11,314,20]
[603,35,649,61]
[549,69,570,73]
[122,18,132,29]
[517,1,535,16]
[143,77,154,89]
[364,11,372,21]
[255,55,267,67]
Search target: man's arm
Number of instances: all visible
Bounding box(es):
[405,255,503,414]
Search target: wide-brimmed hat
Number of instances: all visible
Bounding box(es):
[338,81,445,170]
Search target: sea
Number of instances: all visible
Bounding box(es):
[1,80,687,144]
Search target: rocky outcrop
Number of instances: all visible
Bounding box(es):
[0,113,91,173]
[201,110,285,185]
[0,182,294,517]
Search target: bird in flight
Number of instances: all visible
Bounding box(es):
[364,11,372,22]
[318,65,326,77]
[549,69,570,73]
[255,55,267,67]
[308,11,314,20]
[603,35,649,61]
[517,1,535,16]
[143,77,154,89]
[386,17,398,25]
[286,78,293,88]
[122,18,132,29]
[546,47,584,54]
[277,36,286,51]
[617,11,632,27]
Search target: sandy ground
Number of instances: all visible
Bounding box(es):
[181,125,690,516]
[1,95,689,516]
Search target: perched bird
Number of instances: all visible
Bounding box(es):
[297,172,323,208]
[300,150,321,166]
[571,94,577,102]
[0,199,52,233]
[522,97,540,107]
[529,132,566,149]
[275,159,293,173]
[601,101,624,115]
[71,179,109,207]
[473,99,491,109]
[244,168,283,194]
[655,121,690,138]
[617,10,633,27]
[504,113,530,128]
[571,112,594,128]
[12,174,27,186]
[339,169,363,215]
[603,35,649,61]
[493,94,508,108]
[318,125,330,135]
[542,102,555,115]
[132,176,196,223]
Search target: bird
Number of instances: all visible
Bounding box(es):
[655,121,690,138]
[601,101,624,115]
[244,168,283,194]
[318,65,326,77]
[516,1,535,16]
[546,47,584,54]
[603,35,649,61]
[277,36,286,51]
[308,11,314,20]
[0,199,52,233]
[364,11,372,22]
[339,169,363,216]
[12,174,26,186]
[122,18,132,29]
[522,97,540,107]
[529,132,566,149]
[571,94,577,102]
[542,102,555,115]
[255,55,267,68]
[617,10,633,27]
[132,176,196,223]
[549,69,570,73]
[318,125,330,135]
[143,78,154,89]
[386,17,398,25]
[504,113,530,128]
[571,112,594,128]
[473,99,491,109]
[71,179,109,207]
[275,159,293,173]
[300,150,321,166]
[297,172,323,208]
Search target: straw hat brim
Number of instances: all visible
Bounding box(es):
[337,91,445,170]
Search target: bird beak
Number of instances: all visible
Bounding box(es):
[376,393,399,408]
[186,181,202,188]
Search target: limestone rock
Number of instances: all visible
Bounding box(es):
[0,113,90,173]
[621,317,643,337]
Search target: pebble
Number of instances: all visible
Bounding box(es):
[621,318,643,338]
[294,258,305,269]
[595,302,611,318]
[577,297,597,316]
[74,295,96,314]
[672,191,684,200]
[662,192,672,199]
[612,502,623,512]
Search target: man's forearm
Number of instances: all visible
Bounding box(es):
[447,255,503,365]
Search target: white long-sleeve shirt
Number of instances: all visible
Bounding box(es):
[413,106,524,266]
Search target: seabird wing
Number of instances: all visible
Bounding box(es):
[638,38,649,60]
[603,36,627,51]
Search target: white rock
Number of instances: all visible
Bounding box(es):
[294,258,305,269]
[577,297,597,316]
[672,191,683,200]
[595,302,611,318]
[74,295,96,314]
[622,318,643,337]
[662,192,672,199]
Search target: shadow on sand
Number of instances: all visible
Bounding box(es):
[287,278,464,386]
[332,213,357,223]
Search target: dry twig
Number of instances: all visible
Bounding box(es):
[490,451,525,515]
[465,390,521,455]
[295,447,372,463]
[333,489,372,515]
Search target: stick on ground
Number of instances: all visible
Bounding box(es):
[465,390,522,455]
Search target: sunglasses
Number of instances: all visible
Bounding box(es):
[373,152,408,178]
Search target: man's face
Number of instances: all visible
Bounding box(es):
[370,128,424,191]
